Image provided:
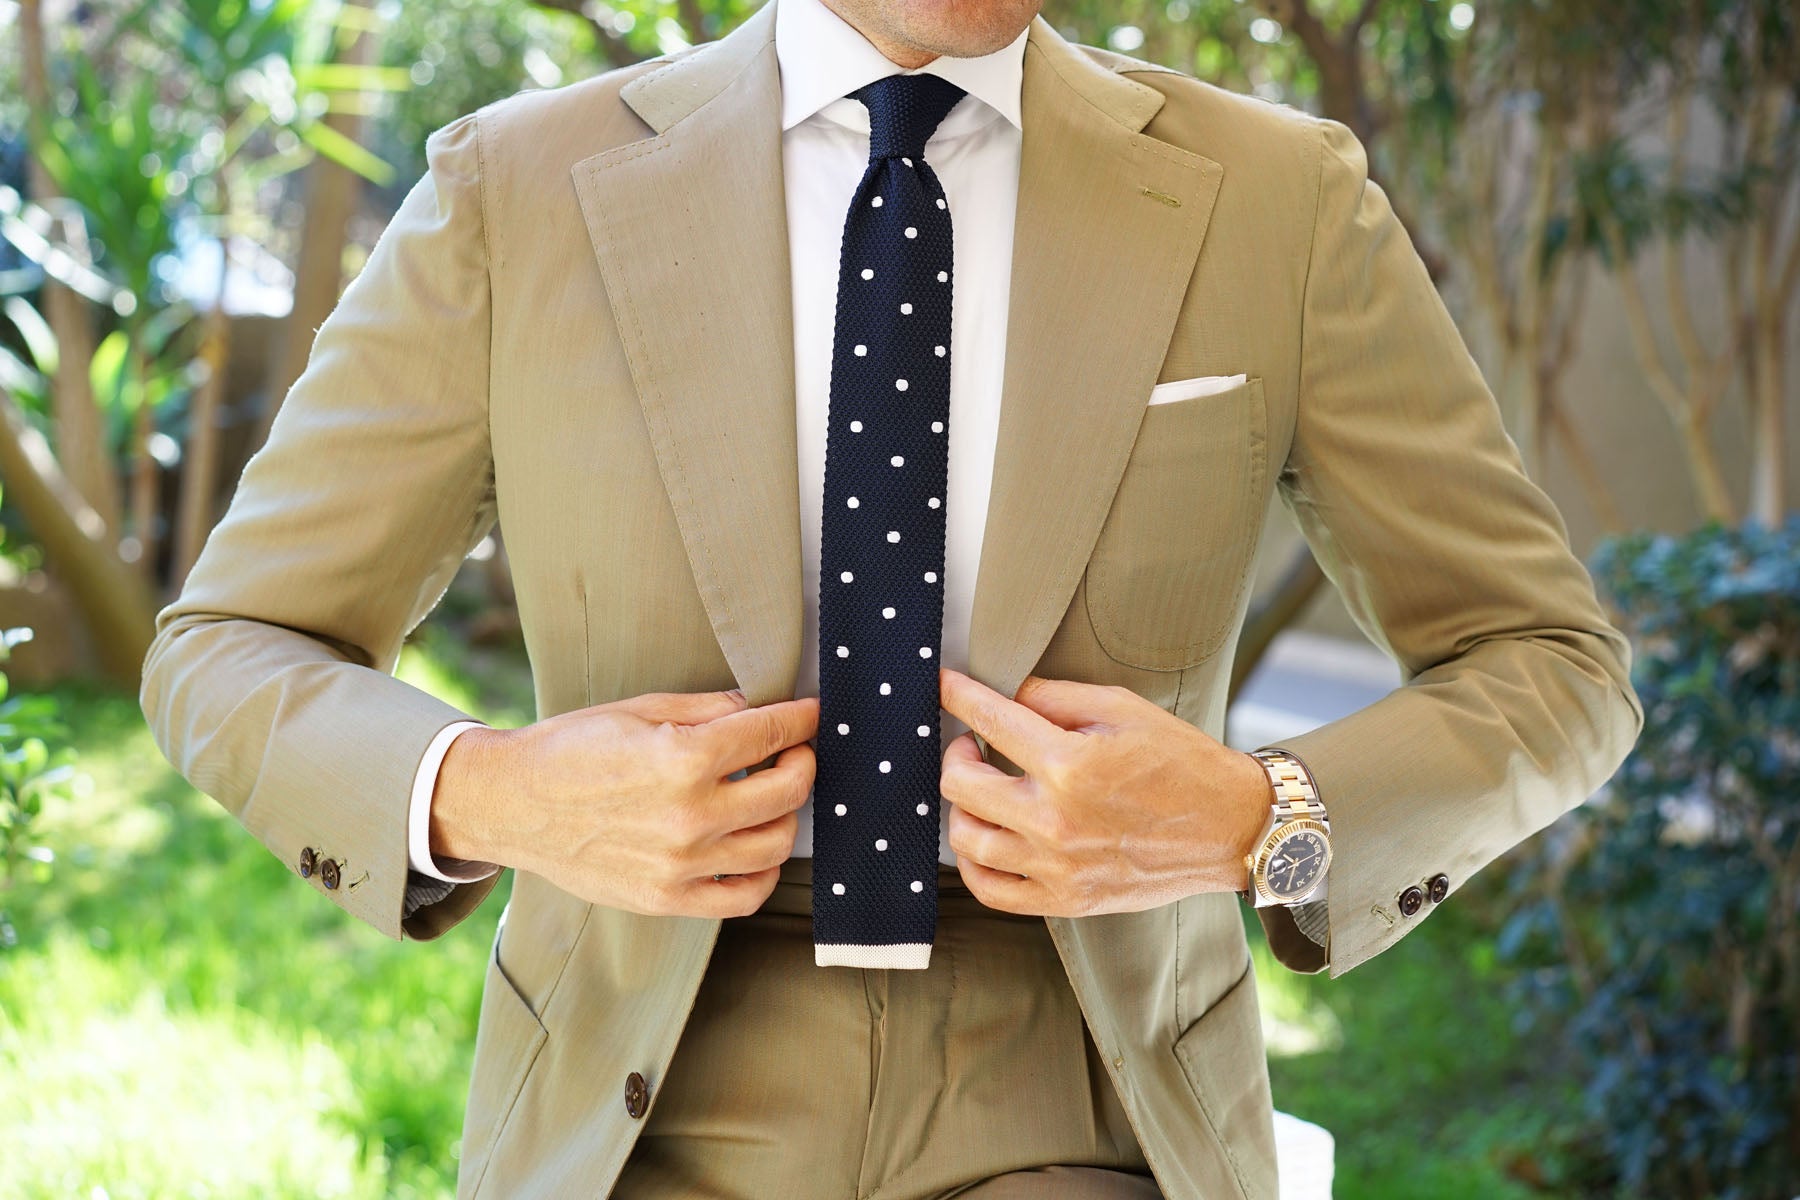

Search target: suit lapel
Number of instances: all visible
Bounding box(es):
[967,28,1223,704]
[571,2,802,707]
[571,0,1223,710]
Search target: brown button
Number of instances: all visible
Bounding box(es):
[1427,873,1450,904]
[320,857,341,890]
[624,1071,649,1118]
[1397,884,1425,917]
[298,847,316,878]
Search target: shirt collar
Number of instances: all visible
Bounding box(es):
[774,0,1027,136]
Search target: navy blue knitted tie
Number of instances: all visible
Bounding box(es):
[812,72,967,969]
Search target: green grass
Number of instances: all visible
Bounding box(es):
[0,625,1570,1197]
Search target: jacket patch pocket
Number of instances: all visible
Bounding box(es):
[1170,954,1280,1200]
[1084,375,1268,671]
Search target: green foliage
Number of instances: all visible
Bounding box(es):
[1498,514,1800,1198]
[33,56,189,316]
[0,609,79,949]
[1258,888,1584,1200]
[0,635,523,1195]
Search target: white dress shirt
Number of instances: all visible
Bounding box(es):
[406,0,1026,882]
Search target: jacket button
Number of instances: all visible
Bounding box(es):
[298,847,316,878]
[1397,884,1425,917]
[624,1071,649,1118]
[320,857,342,890]
[1427,873,1450,904]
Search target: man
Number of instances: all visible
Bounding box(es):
[138,0,1645,1193]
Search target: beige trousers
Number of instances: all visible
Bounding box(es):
[611,856,1162,1199]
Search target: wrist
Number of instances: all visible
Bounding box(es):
[430,724,517,867]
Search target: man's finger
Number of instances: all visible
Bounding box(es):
[1011,674,1138,731]
[938,667,1071,775]
[941,732,1035,832]
[696,695,821,775]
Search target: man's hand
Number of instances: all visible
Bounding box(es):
[937,668,1271,917]
[430,689,818,918]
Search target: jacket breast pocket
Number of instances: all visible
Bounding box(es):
[1083,374,1268,671]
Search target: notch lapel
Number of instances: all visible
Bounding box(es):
[570,0,801,709]
[967,22,1223,705]
[569,0,1224,713]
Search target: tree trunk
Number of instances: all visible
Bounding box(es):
[0,386,156,686]
[126,341,160,581]
[18,0,121,538]
[257,2,378,448]
[170,235,232,590]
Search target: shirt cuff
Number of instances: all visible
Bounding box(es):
[408,719,503,883]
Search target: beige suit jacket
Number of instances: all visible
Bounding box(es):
[139,2,1645,1195]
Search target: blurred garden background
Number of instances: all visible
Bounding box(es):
[0,0,1795,1196]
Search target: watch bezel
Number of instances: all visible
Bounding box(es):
[1248,816,1332,905]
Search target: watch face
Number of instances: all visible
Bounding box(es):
[1263,827,1329,901]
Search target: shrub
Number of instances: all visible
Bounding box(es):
[1497,514,1800,1198]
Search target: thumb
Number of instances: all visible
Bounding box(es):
[615,686,748,725]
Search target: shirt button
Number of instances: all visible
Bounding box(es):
[1426,873,1450,904]
[624,1071,650,1118]
[1397,884,1425,917]
[298,847,316,878]
[320,857,342,890]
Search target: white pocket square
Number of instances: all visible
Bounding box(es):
[1146,373,1248,406]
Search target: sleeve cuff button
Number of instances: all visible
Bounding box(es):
[1397,884,1425,917]
[298,847,317,879]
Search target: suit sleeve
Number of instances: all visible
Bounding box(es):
[1249,116,1645,978]
[139,110,507,942]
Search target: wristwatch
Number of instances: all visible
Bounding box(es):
[1239,747,1331,908]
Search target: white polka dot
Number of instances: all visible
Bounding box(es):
[882,606,896,618]
[911,880,924,892]
[835,803,847,816]
[916,802,929,815]
[928,497,940,508]
[919,646,932,658]
[879,760,892,773]
[837,645,849,657]
[887,530,901,543]
[917,725,930,736]
[899,302,912,315]
[880,682,892,695]
[861,268,874,280]
[937,271,947,282]
[854,344,867,356]
[850,420,863,432]
[891,455,904,467]
[902,156,913,166]
[841,570,854,582]
[847,496,859,508]
[833,882,846,895]
[871,195,883,207]
[837,722,850,735]
[934,345,945,356]
[875,838,888,850]
[905,226,917,238]
[896,378,908,391]
[924,571,937,582]
[936,198,946,209]
[931,420,944,432]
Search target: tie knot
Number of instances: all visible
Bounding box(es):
[849,72,968,162]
